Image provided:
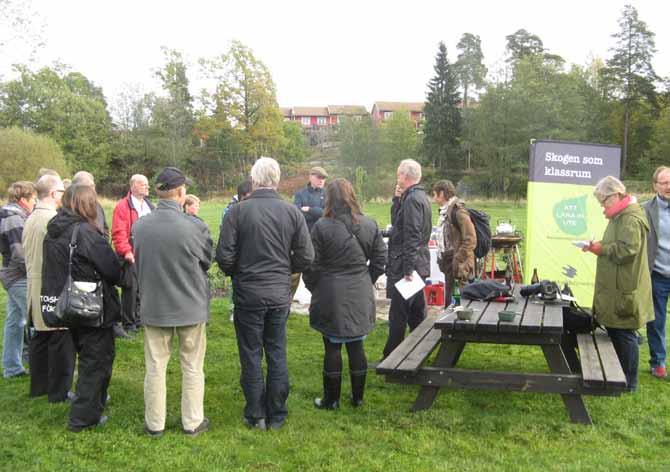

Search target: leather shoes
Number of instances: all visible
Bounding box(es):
[144,424,164,438]
[183,417,209,437]
[68,415,108,433]
[243,418,267,431]
[267,420,285,431]
[113,325,131,339]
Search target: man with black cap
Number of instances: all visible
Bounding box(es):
[290,166,327,300]
[132,167,213,437]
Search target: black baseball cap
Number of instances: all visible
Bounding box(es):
[155,167,193,191]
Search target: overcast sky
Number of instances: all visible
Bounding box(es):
[6,0,670,111]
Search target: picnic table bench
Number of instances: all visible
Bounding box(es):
[376,288,627,424]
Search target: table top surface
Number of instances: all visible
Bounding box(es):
[434,287,564,336]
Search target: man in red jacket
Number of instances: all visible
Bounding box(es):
[112,174,154,335]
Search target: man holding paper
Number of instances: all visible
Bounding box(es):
[382,159,432,359]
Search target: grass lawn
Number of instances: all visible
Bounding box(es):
[0,199,668,471]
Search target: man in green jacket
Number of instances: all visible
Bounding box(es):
[583,176,654,392]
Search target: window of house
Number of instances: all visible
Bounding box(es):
[383,111,393,120]
[317,116,327,125]
[301,116,311,126]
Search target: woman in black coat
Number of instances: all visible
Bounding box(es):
[303,178,386,409]
[42,184,122,432]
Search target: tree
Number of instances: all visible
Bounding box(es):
[0,65,112,180]
[505,29,544,62]
[601,4,658,176]
[380,110,419,167]
[423,42,462,173]
[0,127,68,190]
[455,33,487,108]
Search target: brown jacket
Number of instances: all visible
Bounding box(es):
[438,199,476,287]
[22,203,64,331]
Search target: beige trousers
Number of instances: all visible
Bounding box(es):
[144,323,206,431]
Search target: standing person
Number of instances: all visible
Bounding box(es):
[583,176,653,392]
[23,175,75,401]
[71,171,109,237]
[303,178,386,410]
[111,174,154,334]
[290,167,328,300]
[183,194,201,217]
[217,157,314,431]
[133,167,213,438]
[643,166,670,379]
[432,180,476,303]
[382,159,432,359]
[41,184,122,432]
[0,181,36,378]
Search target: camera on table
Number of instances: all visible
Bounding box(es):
[520,280,559,301]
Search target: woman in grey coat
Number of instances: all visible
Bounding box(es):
[304,178,387,409]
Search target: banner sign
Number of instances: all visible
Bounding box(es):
[525,140,620,307]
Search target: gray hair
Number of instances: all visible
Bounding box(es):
[594,176,626,202]
[72,171,95,187]
[251,157,281,189]
[35,174,64,200]
[398,159,422,182]
[130,174,148,186]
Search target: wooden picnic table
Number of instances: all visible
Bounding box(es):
[376,286,627,425]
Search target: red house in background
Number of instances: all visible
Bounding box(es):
[281,105,368,127]
[371,101,425,129]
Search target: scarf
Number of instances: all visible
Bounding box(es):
[437,196,458,254]
[604,195,634,219]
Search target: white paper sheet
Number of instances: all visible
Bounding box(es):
[571,240,590,249]
[394,271,426,300]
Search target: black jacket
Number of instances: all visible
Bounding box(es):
[386,184,432,281]
[294,184,325,231]
[216,188,314,309]
[303,211,387,338]
[41,209,122,328]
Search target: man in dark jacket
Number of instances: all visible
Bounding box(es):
[290,166,327,300]
[111,174,154,334]
[382,159,432,359]
[0,181,36,378]
[133,167,213,437]
[217,157,314,431]
[643,166,670,379]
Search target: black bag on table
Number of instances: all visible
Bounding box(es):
[461,280,512,301]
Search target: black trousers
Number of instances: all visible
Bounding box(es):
[323,337,367,375]
[121,263,139,328]
[234,306,290,424]
[29,330,76,402]
[68,326,115,429]
[383,280,427,358]
[606,327,639,391]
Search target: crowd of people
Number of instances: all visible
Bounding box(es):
[1,157,668,435]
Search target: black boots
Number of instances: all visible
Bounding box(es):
[314,371,341,410]
[350,371,366,407]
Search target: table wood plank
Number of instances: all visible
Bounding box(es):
[377,313,439,373]
[454,298,481,332]
[577,333,605,388]
[473,300,497,333]
[541,303,563,334]
[397,328,443,373]
[593,331,628,389]
[498,296,527,333]
[520,300,544,334]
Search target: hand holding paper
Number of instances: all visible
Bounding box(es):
[394,271,425,300]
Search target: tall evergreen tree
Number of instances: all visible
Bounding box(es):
[423,42,462,173]
[602,4,658,176]
[456,33,487,108]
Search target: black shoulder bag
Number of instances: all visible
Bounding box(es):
[54,224,104,327]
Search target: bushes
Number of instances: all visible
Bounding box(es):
[0,127,68,189]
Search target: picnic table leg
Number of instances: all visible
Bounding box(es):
[541,344,592,425]
[411,340,465,412]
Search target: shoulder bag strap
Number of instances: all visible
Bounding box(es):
[67,224,81,280]
[336,217,370,261]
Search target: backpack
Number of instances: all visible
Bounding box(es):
[451,205,492,259]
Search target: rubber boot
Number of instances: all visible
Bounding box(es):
[314,371,341,410]
[350,370,366,407]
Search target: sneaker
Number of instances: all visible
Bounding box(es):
[144,424,164,438]
[651,366,667,378]
[243,417,267,431]
[183,417,209,437]
[113,325,131,339]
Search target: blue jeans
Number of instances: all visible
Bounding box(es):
[3,279,27,378]
[648,271,670,368]
[233,306,290,425]
[606,327,639,391]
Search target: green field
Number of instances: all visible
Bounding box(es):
[0,200,667,471]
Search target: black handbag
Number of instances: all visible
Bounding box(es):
[54,224,104,327]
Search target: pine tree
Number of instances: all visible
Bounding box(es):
[455,33,487,108]
[602,4,658,176]
[423,42,462,173]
